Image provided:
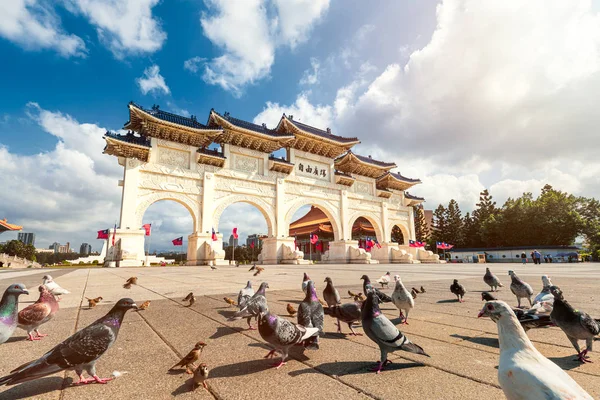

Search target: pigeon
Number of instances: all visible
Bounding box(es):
[258,311,319,369]
[286,304,297,317]
[248,263,257,271]
[18,285,59,341]
[137,301,150,310]
[123,277,137,289]
[210,266,217,270]
[322,277,341,307]
[549,286,600,363]
[533,275,554,305]
[391,275,414,324]
[483,268,503,292]
[0,298,137,386]
[0,283,29,344]
[301,273,312,294]
[360,275,392,303]
[348,290,359,298]
[478,300,593,400]
[228,282,269,330]
[508,270,533,308]
[237,281,254,309]
[253,267,264,276]
[42,275,70,298]
[324,302,362,335]
[169,341,207,373]
[420,286,426,294]
[223,297,236,307]
[512,308,554,332]
[450,279,466,302]
[86,297,103,308]
[481,292,497,302]
[192,363,209,390]
[376,272,391,288]
[183,293,195,307]
[298,280,324,348]
[361,291,429,373]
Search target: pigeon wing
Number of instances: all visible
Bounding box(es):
[276,318,303,346]
[18,302,52,326]
[369,315,404,346]
[297,302,312,327]
[579,312,600,336]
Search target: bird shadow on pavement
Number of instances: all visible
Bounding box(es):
[207,358,278,379]
[0,377,65,399]
[289,361,424,377]
[450,334,499,349]
[209,326,242,340]
[279,299,302,305]
[4,335,27,343]
[171,377,195,396]
[217,310,237,319]
[548,355,587,371]
[437,299,459,304]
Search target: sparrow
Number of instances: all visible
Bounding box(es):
[169,341,207,373]
[123,277,137,289]
[354,294,366,302]
[193,363,209,390]
[223,297,236,307]
[253,267,264,276]
[411,289,418,299]
[86,297,103,308]
[183,292,195,307]
[138,301,150,310]
[348,290,359,298]
[420,286,426,294]
[287,304,297,316]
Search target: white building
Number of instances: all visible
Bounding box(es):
[448,246,580,263]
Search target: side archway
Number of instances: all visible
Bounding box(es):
[134,192,199,232]
[388,221,410,244]
[347,212,384,243]
[285,199,342,241]
[212,195,275,237]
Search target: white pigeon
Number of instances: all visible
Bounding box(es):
[376,272,391,288]
[478,300,593,400]
[42,275,70,297]
[237,281,255,309]
[533,275,554,306]
[391,275,414,324]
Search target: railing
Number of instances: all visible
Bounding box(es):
[105,131,151,147]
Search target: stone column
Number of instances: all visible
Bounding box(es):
[119,159,141,230]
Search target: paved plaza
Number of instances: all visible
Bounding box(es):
[1,263,599,400]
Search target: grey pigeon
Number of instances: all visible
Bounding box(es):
[512,308,554,332]
[533,275,554,306]
[508,270,533,308]
[360,275,392,303]
[258,312,319,369]
[450,279,466,302]
[228,282,269,330]
[301,272,312,294]
[0,283,29,344]
[298,280,324,348]
[323,277,341,331]
[481,291,497,302]
[324,302,362,335]
[237,281,254,309]
[361,291,429,373]
[0,298,137,386]
[483,268,503,292]
[550,286,600,363]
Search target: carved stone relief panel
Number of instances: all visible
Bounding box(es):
[139,162,203,179]
[158,147,190,169]
[157,139,191,151]
[354,181,372,195]
[215,177,275,197]
[233,154,260,174]
[138,172,202,195]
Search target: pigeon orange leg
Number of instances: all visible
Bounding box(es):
[271,360,286,369]
[34,329,48,338]
[26,333,42,341]
[577,350,593,363]
[264,349,277,359]
[348,324,363,336]
[92,375,113,384]
[370,359,392,374]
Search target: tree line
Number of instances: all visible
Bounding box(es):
[412,185,600,260]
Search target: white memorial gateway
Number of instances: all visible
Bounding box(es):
[102,102,441,266]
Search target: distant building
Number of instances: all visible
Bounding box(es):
[246,234,263,248]
[80,243,92,255]
[228,235,239,247]
[35,248,54,253]
[57,242,70,254]
[448,245,580,263]
[17,232,35,246]
[49,242,60,253]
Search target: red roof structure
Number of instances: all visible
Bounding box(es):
[0,219,22,234]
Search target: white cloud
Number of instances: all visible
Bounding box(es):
[136,65,170,96]
[183,56,206,73]
[66,0,166,58]
[299,57,320,85]
[200,0,330,95]
[0,103,122,250]
[253,92,333,129]
[0,0,86,57]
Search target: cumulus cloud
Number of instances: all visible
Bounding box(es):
[0,0,86,57]
[183,56,206,73]
[66,0,166,58]
[253,92,333,129]
[199,0,330,96]
[0,103,122,250]
[137,65,170,96]
[299,58,320,85]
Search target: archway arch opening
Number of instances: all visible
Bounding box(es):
[142,200,194,264]
[391,224,408,245]
[349,215,382,251]
[216,202,270,264]
[288,204,337,261]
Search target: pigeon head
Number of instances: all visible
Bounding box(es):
[360,275,370,282]
[305,280,319,302]
[303,273,310,282]
[385,272,390,276]
[393,275,400,282]
[324,277,332,284]
[194,341,207,350]
[481,292,496,301]
[549,286,564,300]
[112,298,138,311]
[42,275,53,283]
[4,283,29,296]
[245,281,252,289]
[364,291,381,317]
[453,279,459,284]
[508,270,515,276]
[541,275,552,287]
[257,282,269,295]
[477,300,511,322]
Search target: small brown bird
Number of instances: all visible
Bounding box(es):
[193,363,209,390]
[123,277,137,289]
[354,294,366,302]
[287,303,297,316]
[183,292,196,307]
[85,296,103,308]
[223,297,236,307]
[411,289,418,299]
[411,287,420,294]
[253,266,264,276]
[420,286,426,294]
[169,341,207,373]
[138,300,151,310]
[318,298,328,307]
[348,290,359,298]
[210,266,217,270]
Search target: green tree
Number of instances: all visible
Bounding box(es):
[2,240,35,260]
[391,226,406,244]
[445,199,463,246]
[413,206,430,242]
[432,204,449,244]
[472,189,497,247]
[461,212,478,247]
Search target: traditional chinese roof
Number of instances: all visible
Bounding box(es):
[0,218,22,234]
[103,131,151,162]
[197,147,226,167]
[334,151,396,178]
[376,172,421,191]
[207,110,294,153]
[405,192,425,206]
[268,155,294,174]
[275,115,360,158]
[334,170,355,186]
[290,207,375,237]
[125,102,222,147]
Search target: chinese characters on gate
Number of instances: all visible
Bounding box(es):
[298,163,327,177]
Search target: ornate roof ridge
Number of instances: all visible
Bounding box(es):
[405,192,425,200]
[282,115,360,144]
[210,109,293,138]
[129,102,215,131]
[388,171,421,183]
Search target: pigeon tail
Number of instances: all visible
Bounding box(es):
[401,342,430,357]
[0,357,62,386]
[300,327,320,341]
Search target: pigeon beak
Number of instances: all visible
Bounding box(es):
[477,310,485,318]
[22,289,29,295]
[132,303,139,310]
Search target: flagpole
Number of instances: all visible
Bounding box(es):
[146,222,152,266]
[232,238,235,265]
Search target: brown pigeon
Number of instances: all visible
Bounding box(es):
[18,286,59,341]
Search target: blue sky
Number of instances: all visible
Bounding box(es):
[1,0,600,252]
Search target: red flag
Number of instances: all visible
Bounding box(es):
[97,229,109,239]
[142,223,152,236]
[374,240,382,249]
[232,227,238,239]
[250,242,255,249]
[172,236,183,246]
[409,240,419,248]
[316,241,323,252]
[112,223,117,246]
[211,228,218,241]
[310,233,318,244]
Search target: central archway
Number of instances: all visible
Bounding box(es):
[348,212,383,243]
[285,199,341,241]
